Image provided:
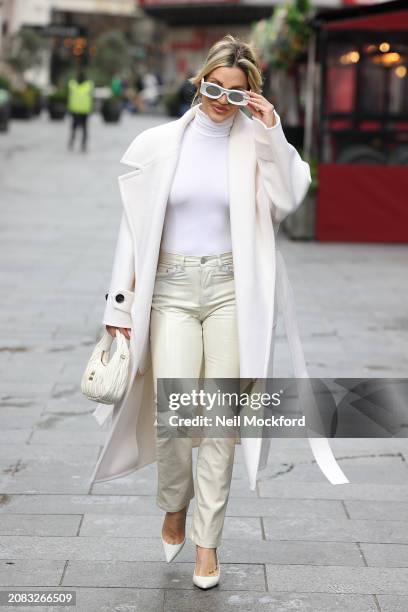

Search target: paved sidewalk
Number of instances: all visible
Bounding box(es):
[0,112,407,612]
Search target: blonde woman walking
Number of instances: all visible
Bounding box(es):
[95,34,315,589]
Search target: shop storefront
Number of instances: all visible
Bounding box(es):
[311,0,408,242]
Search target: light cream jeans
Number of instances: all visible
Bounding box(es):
[149,249,239,548]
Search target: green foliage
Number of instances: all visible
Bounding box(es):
[25,82,42,99]
[7,26,50,73]
[92,30,132,83]
[10,86,36,107]
[85,65,109,88]
[0,75,11,90]
[251,0,313,72]
[48,88,68,104]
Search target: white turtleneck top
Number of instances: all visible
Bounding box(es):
[160,102,235,256]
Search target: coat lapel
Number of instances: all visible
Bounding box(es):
[117,109,193,281]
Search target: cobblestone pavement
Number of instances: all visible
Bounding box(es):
[0,112,407,611]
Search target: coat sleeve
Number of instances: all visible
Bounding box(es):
[102,210,135,329]
[253,111,312,224]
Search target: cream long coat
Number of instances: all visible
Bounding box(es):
[89,103,349,489]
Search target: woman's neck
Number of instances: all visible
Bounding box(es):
[191,102,234,137]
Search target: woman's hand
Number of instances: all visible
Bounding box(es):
[106,325,131,340]
[246,90,276,128]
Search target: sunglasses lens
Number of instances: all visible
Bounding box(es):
[205,84,222,97]
[228,91,245,104]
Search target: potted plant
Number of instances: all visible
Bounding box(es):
[47,88,68,120]
[25,82,43,115]
[10,85,36,119]
[6,26,49,118]
[0,75,11,131]
[101,94,122,123]
[0,89,11,132]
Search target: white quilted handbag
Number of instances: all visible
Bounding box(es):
[81,328,130,406]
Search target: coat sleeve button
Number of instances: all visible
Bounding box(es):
[115,293,125,303]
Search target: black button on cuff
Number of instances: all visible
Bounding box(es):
[115,293,125,303]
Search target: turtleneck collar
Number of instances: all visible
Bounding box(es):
[191,102,235,137]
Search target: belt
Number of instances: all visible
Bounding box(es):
[275,247,349,485]
[158,250,233,267]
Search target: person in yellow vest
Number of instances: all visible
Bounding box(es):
[67,70,94,152]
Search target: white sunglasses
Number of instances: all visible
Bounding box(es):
[199,77,249,106]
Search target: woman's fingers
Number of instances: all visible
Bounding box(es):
[119,327,131,340]
[105,325,131,340]
[106,325,116,337]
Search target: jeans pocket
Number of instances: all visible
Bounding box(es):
[218,263,234,277]
[155,263,185,280]
[209,262,235,285]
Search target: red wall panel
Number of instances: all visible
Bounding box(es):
[316,164,408,242]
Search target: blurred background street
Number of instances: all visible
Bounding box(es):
[1,0,408,610]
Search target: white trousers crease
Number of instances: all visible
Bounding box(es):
[149,249,239,548]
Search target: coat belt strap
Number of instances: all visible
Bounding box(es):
[275,248,349,485]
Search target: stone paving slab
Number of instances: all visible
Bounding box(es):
[344,499,408,521]
[61,560,266,591]
[257,456,408,485]
[377,595,408,612]
[0,476,92,495]
[29,430,106,446]
[0,444,99,462]
[0,431,31,444]
[0,559,65,586]
[258,481,408,501]
[0,535,362,566]
[0,514,81,536]
[163,590,379,612]
[0,493,345,519]
[263,515,408,544]
[360,543,408,567]
[34,412,101,432]
[265,565,408,595]
[79,513,263,540]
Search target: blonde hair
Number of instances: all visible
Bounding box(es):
[188,34,264,107]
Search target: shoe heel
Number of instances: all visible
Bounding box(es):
[193,549,220,589]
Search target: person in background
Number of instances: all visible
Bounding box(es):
[67,69,94,152]
[111,74,123,98]
[177,72,196,116]
[138,69,161,110]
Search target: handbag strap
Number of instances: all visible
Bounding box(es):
[100,328,115,351]
[99,327,129,356]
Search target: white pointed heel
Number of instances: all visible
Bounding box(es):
[161,534,186,563]
[193,549,220,589]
